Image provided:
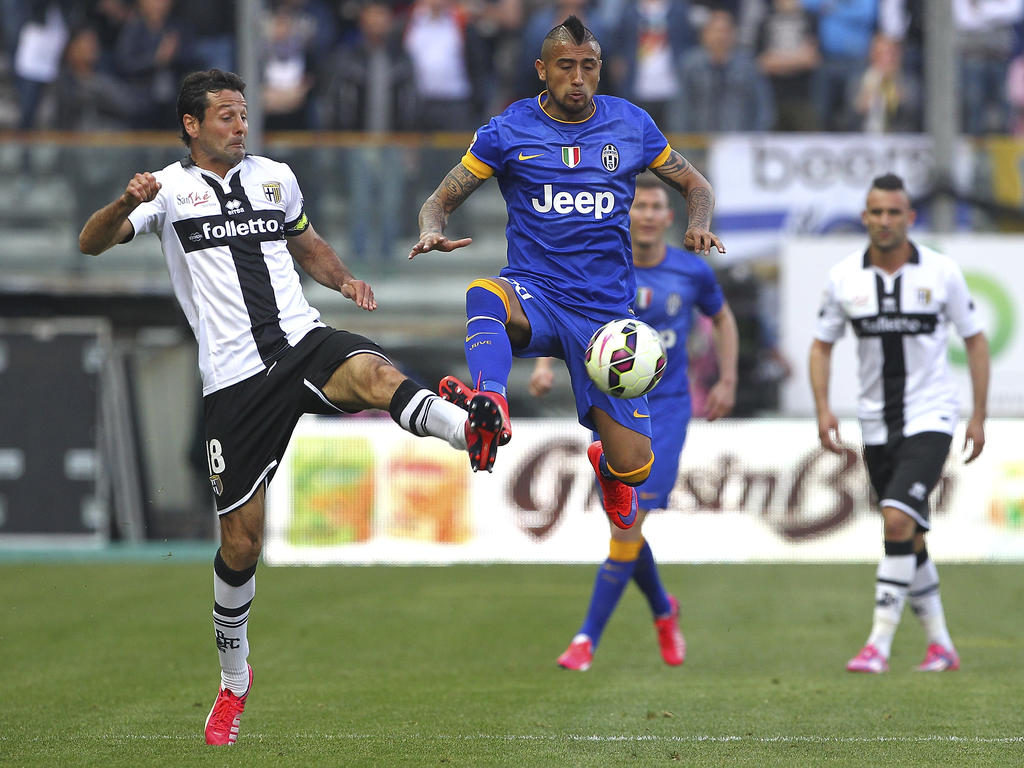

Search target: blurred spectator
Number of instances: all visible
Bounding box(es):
[1009,53,1024,136]
[263,3,317,129]
[852,33,920,133]
[755,0,820,131]
[878,0,922,81]
[113,0,187,129]
[322,1,417,263]
[463,0,524,113]
[52,25,139,129]
[607,0,694,129]
[83,0,133,72]
[177,0,236,71]
[13,0,70,129]
[403,0,488,130]
[678,9,774,132]
[954,0,1024,135]
[518,0,605,100]
[801,0,877,132]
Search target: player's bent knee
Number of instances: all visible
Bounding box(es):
[606,451,655,487]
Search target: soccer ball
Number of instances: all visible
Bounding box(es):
[584,318,667,399]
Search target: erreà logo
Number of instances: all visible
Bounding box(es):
[561,146,581,168]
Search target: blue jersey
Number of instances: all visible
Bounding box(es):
[635,244,724,405]
[633,245,724,510]
[462,93,671,314]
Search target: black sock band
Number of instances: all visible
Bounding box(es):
[916,545,929,567]
[214,548,257,586]
[884,539,915,556]
[388,378,423,426]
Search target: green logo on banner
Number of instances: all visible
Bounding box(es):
[950,271,1015,366]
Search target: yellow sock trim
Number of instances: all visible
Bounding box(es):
[467,278,510,320]
[609,538,644,561]
[606,451,654,485]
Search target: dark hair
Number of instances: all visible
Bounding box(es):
[871,173,906,192]
[177,69,247,146]
[542,14,599,55]
[635,171,664,191]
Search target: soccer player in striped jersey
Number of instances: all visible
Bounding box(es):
[409,15,724,537]
[79,69,475,745]
[809,173,990,673]
[532,172,738,670]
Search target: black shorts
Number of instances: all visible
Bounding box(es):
[862,431,952,530]
[202,326,389,514]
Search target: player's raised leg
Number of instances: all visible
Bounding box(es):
[441,277,529,472]
[321,352,470,452]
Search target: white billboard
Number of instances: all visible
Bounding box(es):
[780,235,1024,418]
[265,416,1024,565]
[708,134,973,262]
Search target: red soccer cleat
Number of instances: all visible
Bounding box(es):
[440,376,511,472]
[439,375,512,444]
[654,594,686,666]
[846,644,888,673]
[557,636,594,671]
[587,441,638,530]
[916,643,960,671]
[204,665,253,745]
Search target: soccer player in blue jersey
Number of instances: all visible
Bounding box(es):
[409,15,724,533]
[532,172,738,669]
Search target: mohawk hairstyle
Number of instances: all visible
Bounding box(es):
[543,14,599,52]
[871,173,906,192]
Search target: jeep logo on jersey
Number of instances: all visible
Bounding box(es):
[172,210,286,253]
[601,144,619,171]
[263,182,283,203]
[531,184,615,220]
[561,146,581,168]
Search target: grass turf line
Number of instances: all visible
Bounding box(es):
[0,562,1021,767]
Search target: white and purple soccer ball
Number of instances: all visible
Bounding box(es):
[584,318,667,399]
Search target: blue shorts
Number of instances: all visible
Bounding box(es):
[501,275,652,438]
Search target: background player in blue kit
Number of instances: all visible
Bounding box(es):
[531,172,738,670]
[409,15,724,534]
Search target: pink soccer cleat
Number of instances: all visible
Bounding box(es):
[557,637,594,671]
[439,375,512,444]
[654,595,686,666]
[587,441,638,530]
[916,643,960,671]
[204,665,253,745]
[846,644,889,673]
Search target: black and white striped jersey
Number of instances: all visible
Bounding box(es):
[814,242,982,445]
[127,155,324,395]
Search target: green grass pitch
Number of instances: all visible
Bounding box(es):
[1,560,1021,767]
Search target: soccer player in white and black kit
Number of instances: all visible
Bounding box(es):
[809,173,990,674]
[79,70,477,745]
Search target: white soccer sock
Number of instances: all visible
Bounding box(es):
[866,550,916,658]
[213,551,256,696]
[909,555,954,649]
[390,382,467,450]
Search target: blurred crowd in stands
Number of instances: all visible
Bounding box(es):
[2,0,1024,136]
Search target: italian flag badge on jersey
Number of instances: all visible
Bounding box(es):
[561,146,581,168]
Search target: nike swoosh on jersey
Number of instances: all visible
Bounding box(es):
[633,409,650,418]
[465,332,497,342]
[517,152,543,161]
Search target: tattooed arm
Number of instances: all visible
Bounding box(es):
[408,162,486,259]
[651,150,725,256]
